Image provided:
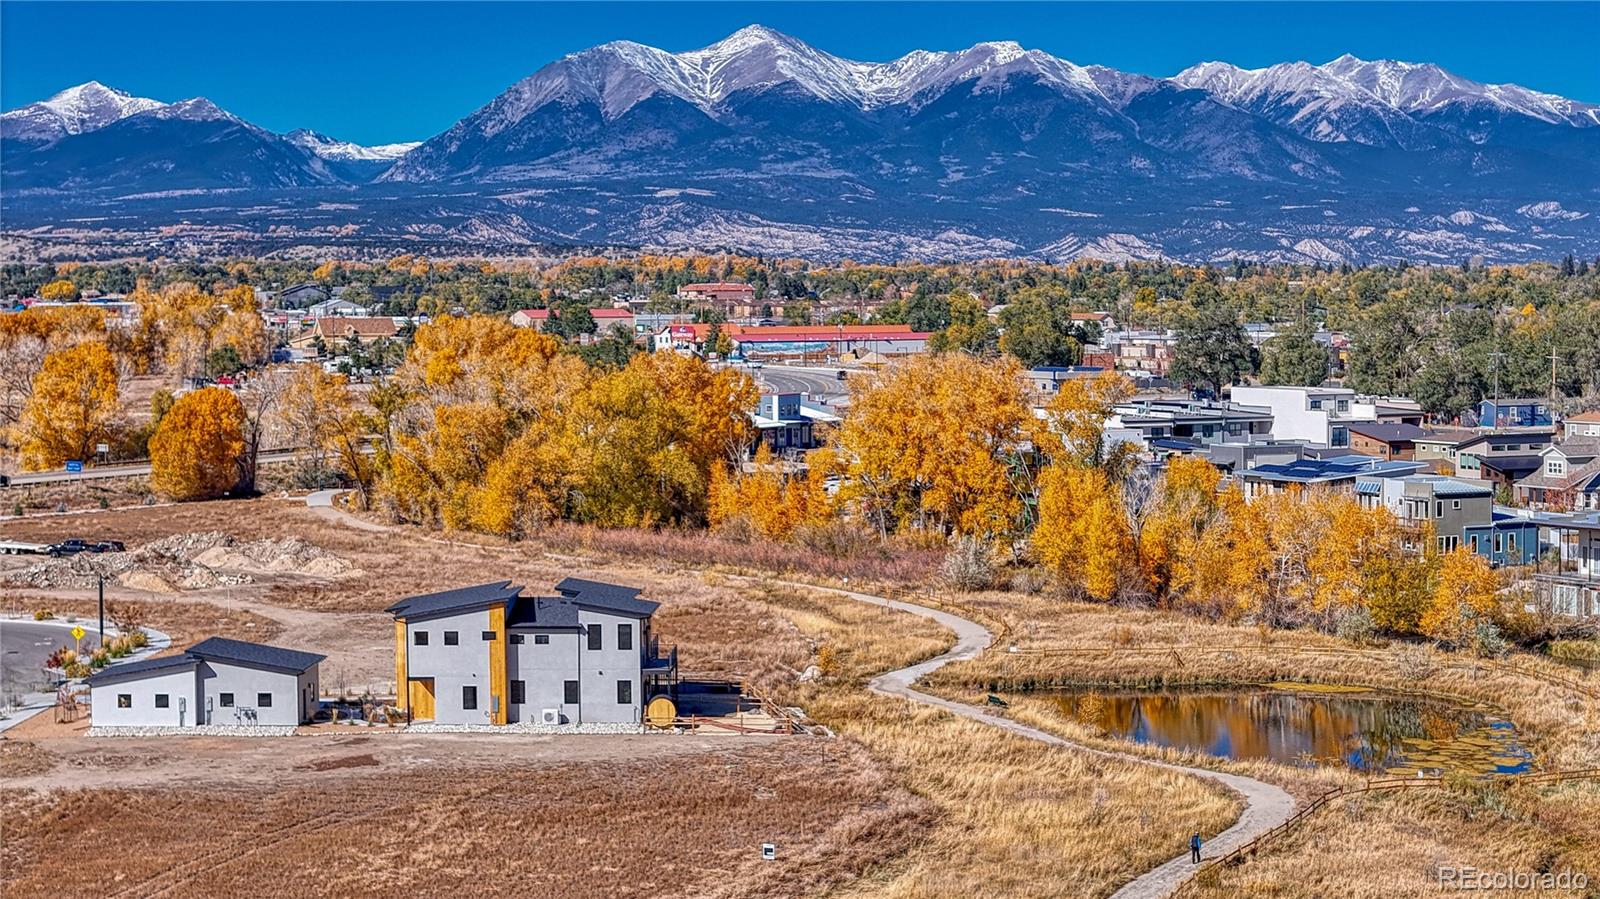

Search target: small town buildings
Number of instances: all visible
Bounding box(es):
[1107,399,1274,449]
[1451,429,1554,477]
[1565,411,1600,439]
[677,282,760,317]
[1347,422,1427,461]
[274,283,329,309]
[308,297,366,318]
[1204,440,1309,476]
[1025,366,1107,395]
[288,316,399,351]
[652,323,928,359]
[1413,428,1477,471]
[388,578,675,726]
[1477,398,1554,429]
[1352,396,1426,427]
[1357,474,1534,563]
[511,307,637,335]
[87,637,324,729]
[750,393,839,455]
[1237,454,1424,501]
[1514,438,1600,511]
[1101,329,1176,377]
[1229,386,1374,449]
[1476,454,1543,492]
[1534,511,1600,617]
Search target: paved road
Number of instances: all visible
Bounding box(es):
[2,620,103,697]
[754,364,850,404]
[4,449,303,487]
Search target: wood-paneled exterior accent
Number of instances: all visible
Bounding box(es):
[394,618,407,712]
[407,678,435,721]
[488,603,508,725]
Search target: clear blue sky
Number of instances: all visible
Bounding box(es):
[3,1,1595,145]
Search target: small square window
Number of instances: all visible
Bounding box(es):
[509,633,525,644]
[1452,500,1461,510]
[482,631,496,641]
[462,686,478,710]
[510,680,526,704]
[220,693,234,707]
[444,631,459,646]
[535,634,550,645]
[587,627,602,651]
[257,693,273,708]
[563,680,579,704]
[155,694,169,708]
[117,694,131,708]
[414,631,429,646]
[617,680,632,705]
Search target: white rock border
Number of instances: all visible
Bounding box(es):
[88,724,297,738]
[403,721,647,735]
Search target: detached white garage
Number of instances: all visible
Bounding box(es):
[87,637,325,730]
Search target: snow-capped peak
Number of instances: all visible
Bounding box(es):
[1,81,166,141]
[285,129,421,161]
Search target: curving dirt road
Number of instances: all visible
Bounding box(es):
[791,581,1296,899]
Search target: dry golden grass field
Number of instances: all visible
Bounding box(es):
[3,497,1598,898]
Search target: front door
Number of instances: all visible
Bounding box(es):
[407,678,436,721]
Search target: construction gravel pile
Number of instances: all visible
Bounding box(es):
[5,532,354,592]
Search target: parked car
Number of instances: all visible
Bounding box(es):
[836,370,849,381]
[45,539,124,557]
[746,361,765,369]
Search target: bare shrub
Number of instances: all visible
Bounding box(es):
[1008,567,1049,595]
[941,536,994,592]
[1335,607,1377,646]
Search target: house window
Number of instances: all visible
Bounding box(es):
[462,686,477,710]
[1495,533,1504,553]
[444,631,459,646]
[617,624,633,652]
[1507,533,1518,552]
[220,693,234,707]
[155,694,169,708]
[617,680,632,705]
[414,631,429,646]
[1435,502,1443,517]
[1452,500,1461,510]
[257,693,273,708]
[482,631,496,641]
[563,680,580,704]
[509,634,524,644]
[1470,536,1480,552]
[535,634,550,645]
[510,680,525,704]
[588,626,602,651]
[117,694,131,708]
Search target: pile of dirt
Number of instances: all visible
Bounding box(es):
[4,532,353,592]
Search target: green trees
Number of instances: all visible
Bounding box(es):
[1258,320,1329,386]
[1169,305,1255,395]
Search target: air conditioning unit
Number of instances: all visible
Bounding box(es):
[540,708,561,725]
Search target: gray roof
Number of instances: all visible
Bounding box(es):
[187,636,325,674]
[84,653,199,685]
[1347,422,1427,443]
[506,597,582,630]
[387,580,522,620]
[554,577,660,618]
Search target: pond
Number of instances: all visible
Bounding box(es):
[1047,684,1533,776]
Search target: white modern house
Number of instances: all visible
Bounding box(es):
[1230,386,1375,448]
[387,578,676,726]
[87,637,324,729]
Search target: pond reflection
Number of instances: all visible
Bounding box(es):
[1048,687,1532,775]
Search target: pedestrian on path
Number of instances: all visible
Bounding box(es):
[1190,831,1202,864]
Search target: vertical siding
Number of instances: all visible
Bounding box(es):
[487,605,508,725]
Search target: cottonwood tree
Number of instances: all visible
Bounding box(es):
[149,387,246,500]
[20,341,121,470]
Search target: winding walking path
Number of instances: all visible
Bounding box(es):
[795,581,1296,899]
[301,492,1292,898]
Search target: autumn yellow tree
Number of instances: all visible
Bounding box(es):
[836,354,1032,539]
[1034,464,1132,600]
[0,305,110,425]
[1033,370,1137,477]
[20,342,120,470]
[280,365,377,506]
[1422,548,1502,647]
[709,444,838,539]
[1137,455,1222,601]
[131,283,266,380]
[40,279,80,301]
[149,387,246,500]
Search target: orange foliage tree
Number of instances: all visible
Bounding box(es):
[148,387,246,500]
[20,341,121,470]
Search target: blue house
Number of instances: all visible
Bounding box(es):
[1477,398,1553,429]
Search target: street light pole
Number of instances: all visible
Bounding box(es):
[98,573,105,644]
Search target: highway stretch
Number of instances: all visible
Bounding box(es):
[2,449,303,487]
[755,363,851,404]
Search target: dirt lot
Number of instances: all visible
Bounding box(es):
[2,736,928,899]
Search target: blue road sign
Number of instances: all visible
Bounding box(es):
[65,460,83,473]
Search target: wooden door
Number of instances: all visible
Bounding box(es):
[407,678,435,721]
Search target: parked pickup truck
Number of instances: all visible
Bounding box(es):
[45,539,125,557]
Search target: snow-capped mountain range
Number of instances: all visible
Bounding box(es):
[3,26,1597,263]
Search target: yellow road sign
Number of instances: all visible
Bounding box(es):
[70,625,86,641]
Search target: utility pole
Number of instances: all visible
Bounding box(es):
[1488,349,1505,431]
[97,572,105,644]
[1550,345,1560,430]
